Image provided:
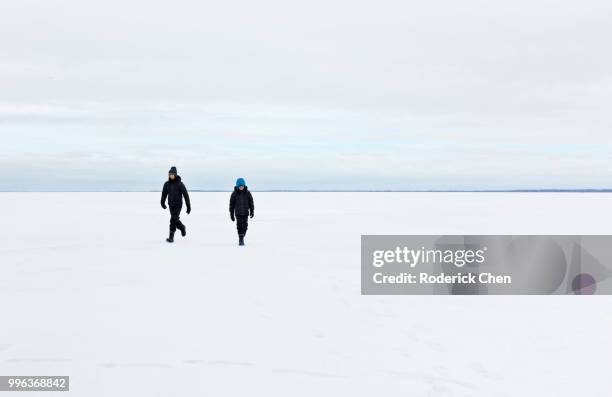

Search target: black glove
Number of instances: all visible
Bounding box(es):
[186,207,191,214]
[250,212,254,219]
[230,213,235,222]
[161,203,167,210]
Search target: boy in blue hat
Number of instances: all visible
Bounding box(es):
[229,178,254,246]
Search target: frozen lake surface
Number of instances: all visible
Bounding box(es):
[1,192,611,396]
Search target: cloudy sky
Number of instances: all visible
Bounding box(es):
[1,0,611,190]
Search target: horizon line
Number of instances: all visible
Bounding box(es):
[2,189,612,193]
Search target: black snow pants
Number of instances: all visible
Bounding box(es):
[169,207,184,233]
[236,215,248,236]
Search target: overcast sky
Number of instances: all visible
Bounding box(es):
[1,0,611,190]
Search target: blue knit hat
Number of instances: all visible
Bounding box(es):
[235,178,246,187]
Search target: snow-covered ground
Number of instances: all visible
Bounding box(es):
[1,192,611,396]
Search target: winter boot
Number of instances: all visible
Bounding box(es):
[166,231,175,243]
[239,234,245,246]
[178,224,186,237]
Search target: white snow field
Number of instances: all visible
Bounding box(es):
[1,192,611,396]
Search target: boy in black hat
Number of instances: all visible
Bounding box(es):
[161,166,191,243]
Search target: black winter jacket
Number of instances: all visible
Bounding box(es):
[229,186,254,217]
[161,176,191,210]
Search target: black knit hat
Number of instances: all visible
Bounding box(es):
[169,166,178,175]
